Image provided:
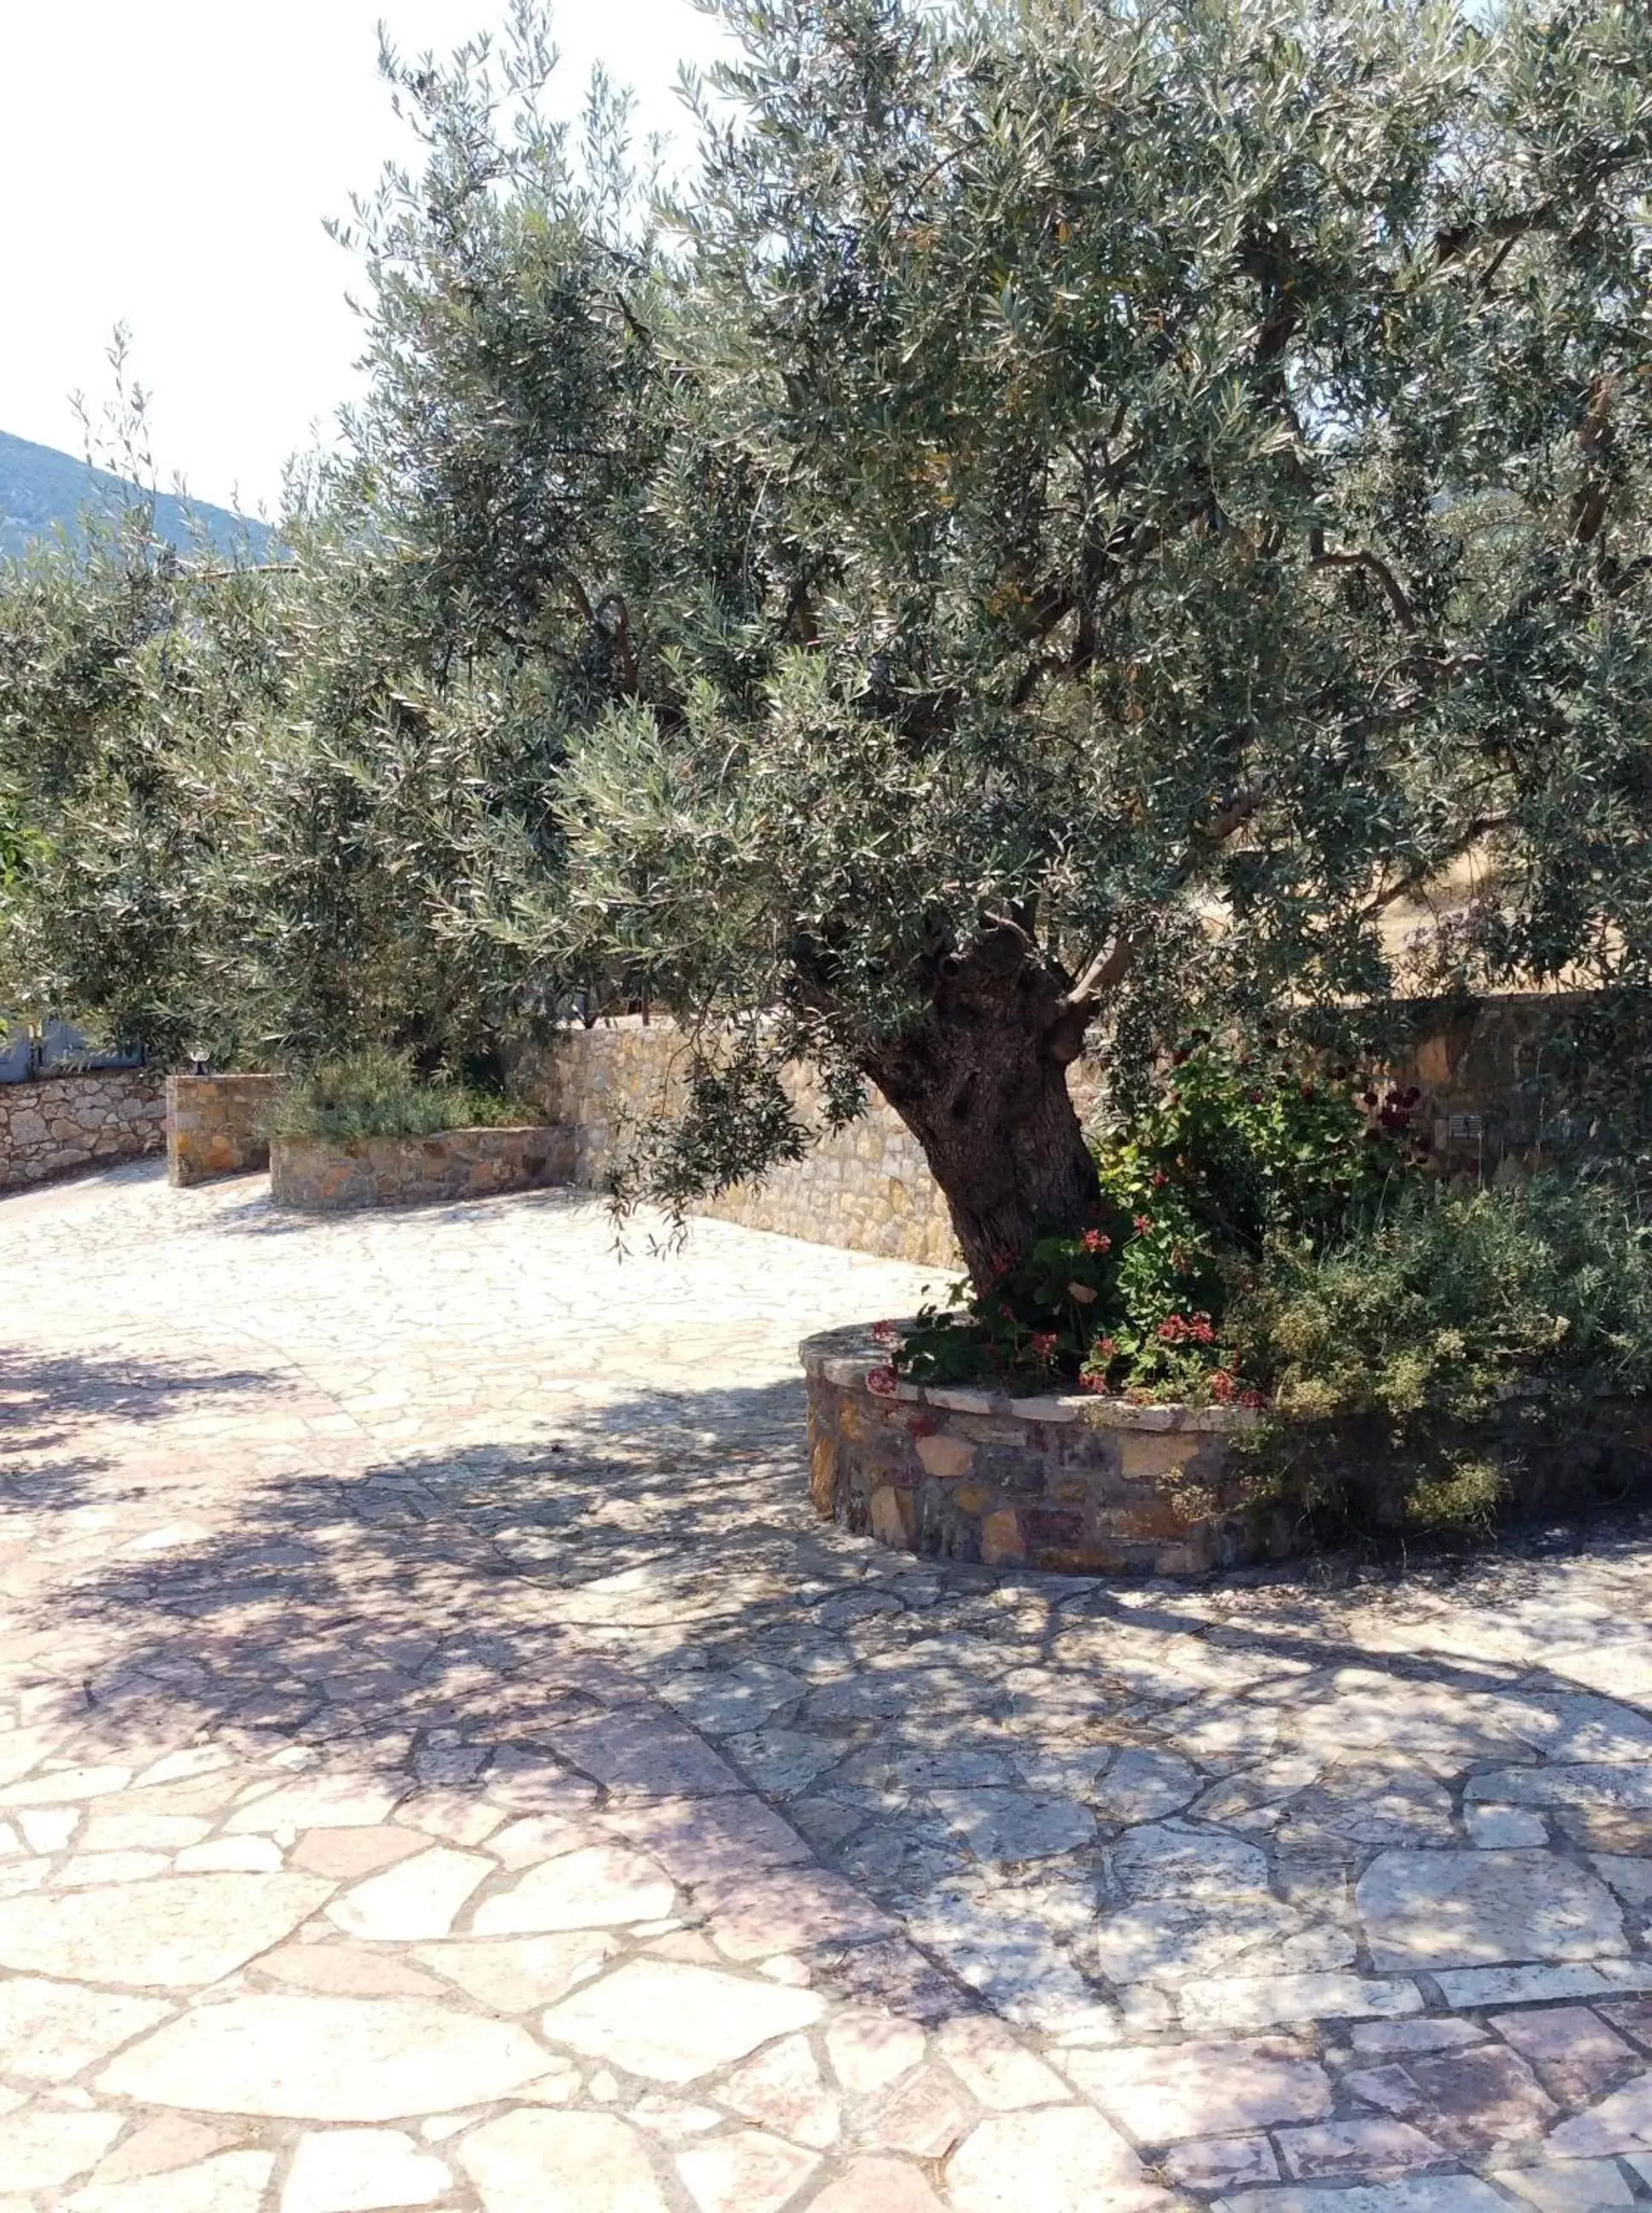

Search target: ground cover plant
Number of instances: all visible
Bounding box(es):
[264,1049,539,1143]
[1229,1172,1652,1533]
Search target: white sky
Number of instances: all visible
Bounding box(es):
[0,1,733,517]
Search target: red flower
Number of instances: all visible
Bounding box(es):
[1209,1370,1236,1402]
[866,1365,898,1398]
[1081,1229,1111,1254]
[1157,1311,1214,1347]
[1133,1214,1153,1235]
[871,1320,900,1346]
[1096,1336,1118,1358]
[1151,1170,1169,1189]
[1078,1372,1112,1393]
[1240,1388,1264,1410]
[1030,1332,1058,1361]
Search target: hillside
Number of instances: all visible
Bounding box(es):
[0,429,273,562]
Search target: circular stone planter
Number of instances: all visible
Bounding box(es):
[271,1124,574,1212]
[803,1324,1271,1577]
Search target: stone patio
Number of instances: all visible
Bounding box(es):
[2,1161,1650,2213]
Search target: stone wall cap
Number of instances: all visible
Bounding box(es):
[922,1386,1002,1415]
[3,1069,161,1090]
[168,1071,283,1087]
[799,1326,1263,1432]
[1003,1394,1084,1424]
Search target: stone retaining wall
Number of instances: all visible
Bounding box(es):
[0,1070,164,1193]
[167,1074,284,1186]
[271,1124,575,1212]
[527,994,1649,1272]
[1379,989,1652,1177]
[524,1021,965,1269]
[803,1323,1267,1577]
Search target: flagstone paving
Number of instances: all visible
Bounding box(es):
[3,1162,1652,2211]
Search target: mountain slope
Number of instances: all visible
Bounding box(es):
[0,429,272,562]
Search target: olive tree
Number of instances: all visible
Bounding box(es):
[0,10,670,1069]
[7,0,1650,1290]
[553,0,1652,1284]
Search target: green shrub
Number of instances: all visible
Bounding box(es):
[264,1049,539,1142]
[1229,1177,1652,1533]
[1234,1177,1652,1423]
[896,1039,1417,1397]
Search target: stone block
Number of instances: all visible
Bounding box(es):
[1035,1544,1135,1574]
[1118,1431,1200,1481]
[869,1489,912,1548]
[1068,2034,1332,2139]
[924,1387,1001,1416]
[1006,1395,1084,1424]
[914,1433,974,1480]
[979,1510,1024,1567]
[1355,1849,1624,1971]
[808,1431,838,1516]
[1022,1507,1085,1549]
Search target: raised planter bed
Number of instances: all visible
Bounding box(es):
[271,1124,575,1212]
[166,1073,284,1186]
[803,1323,1270,1576]
[804,1325,1652,1576]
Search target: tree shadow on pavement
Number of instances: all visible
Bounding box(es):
[28,1369,1652,2033]
[0,1343,285,1519]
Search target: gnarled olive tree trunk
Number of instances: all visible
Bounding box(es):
[861,925,1100,1290]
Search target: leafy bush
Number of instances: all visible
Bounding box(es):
[890,1212,1135,1393]
[896,1040,1418,1396]
[1235,1177,1652,1421]
[265,1050,538,1143]
[1227,1177,1652,1532]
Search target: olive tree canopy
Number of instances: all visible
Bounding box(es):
[551,0,1652,1282]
